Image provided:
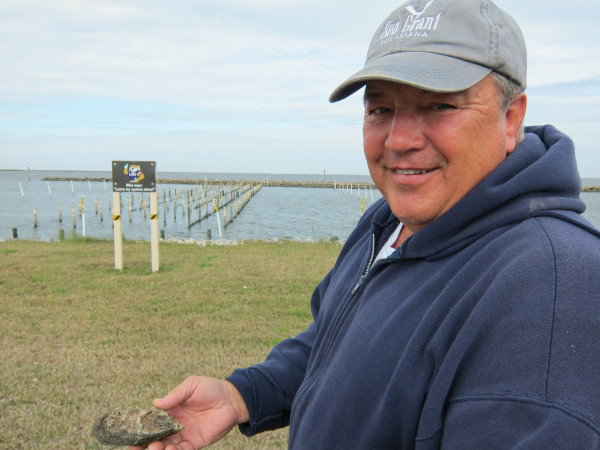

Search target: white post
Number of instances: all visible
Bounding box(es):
[19,183,24,199]
[214,199,222,238]
[113,192,123,270]
[150,192,159,272]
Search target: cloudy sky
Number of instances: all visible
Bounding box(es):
[1,0,599,177]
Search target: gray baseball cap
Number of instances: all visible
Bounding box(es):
[329,0,527,102]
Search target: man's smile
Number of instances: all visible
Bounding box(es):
[393,169,434,175]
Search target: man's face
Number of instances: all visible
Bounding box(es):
[363,75,524,233]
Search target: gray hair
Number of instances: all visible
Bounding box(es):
[490,71,525,143]
[490,72,524,111]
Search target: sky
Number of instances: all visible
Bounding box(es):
[1,0,599,177]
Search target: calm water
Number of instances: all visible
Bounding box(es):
[2,170,600,242]
[0,170,380,242]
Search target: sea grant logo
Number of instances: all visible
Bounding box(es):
[124,163,145,183]
[380,0,441,43]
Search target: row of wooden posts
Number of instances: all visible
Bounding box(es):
[16,180,373,238]
[18,182,263,239]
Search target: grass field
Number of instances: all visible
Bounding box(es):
[0,237,342,449]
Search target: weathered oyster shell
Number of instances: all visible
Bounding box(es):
[92,407,184,446]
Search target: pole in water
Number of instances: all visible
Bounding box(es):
[213,199,222,237]
[19,183,24,199]
[71,180,74,194]
[12,227,17,238]
[47,181,52,196]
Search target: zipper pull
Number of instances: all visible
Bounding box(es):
[352,231,377,295]
[351,274,367,295]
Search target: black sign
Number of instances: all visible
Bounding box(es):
[112,161,156,192]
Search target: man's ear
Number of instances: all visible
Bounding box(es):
[505,93,527,155]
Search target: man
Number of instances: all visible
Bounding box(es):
[134,0,600,448]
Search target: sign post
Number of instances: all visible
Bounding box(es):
[150,191,159,272]
[112,161,158,272]
[112,191,123,270]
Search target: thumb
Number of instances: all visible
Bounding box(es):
[153,376,199,410]
[152,396,172,410]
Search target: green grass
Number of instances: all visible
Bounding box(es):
[0,238,341,449]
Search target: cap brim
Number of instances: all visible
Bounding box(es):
[329,52,492,103]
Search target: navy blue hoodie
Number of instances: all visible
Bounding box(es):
[228,125,600,448]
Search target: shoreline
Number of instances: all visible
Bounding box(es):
[42,176,376,189]
[41,176,600,192]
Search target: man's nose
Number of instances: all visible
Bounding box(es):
[385,110,427,152]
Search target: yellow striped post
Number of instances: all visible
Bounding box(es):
[150,192,159,272]
[112,192,123,270]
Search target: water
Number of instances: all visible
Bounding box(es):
[0,170,379,242]
[2,170,600,243]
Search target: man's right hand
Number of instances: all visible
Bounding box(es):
[129,376,250,450]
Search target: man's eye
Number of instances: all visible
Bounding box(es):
[367,107,391,116]
[432,103,455,111]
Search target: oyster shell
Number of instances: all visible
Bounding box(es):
[92,407,184,446]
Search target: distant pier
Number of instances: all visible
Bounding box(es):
[42,176,600,192]
[42,176,377,189]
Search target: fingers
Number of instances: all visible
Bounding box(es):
[129,440,195,450]
[128,444,165,450]
[164,444,195,450]
[128,437,177,450]
[147,434,195,450]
